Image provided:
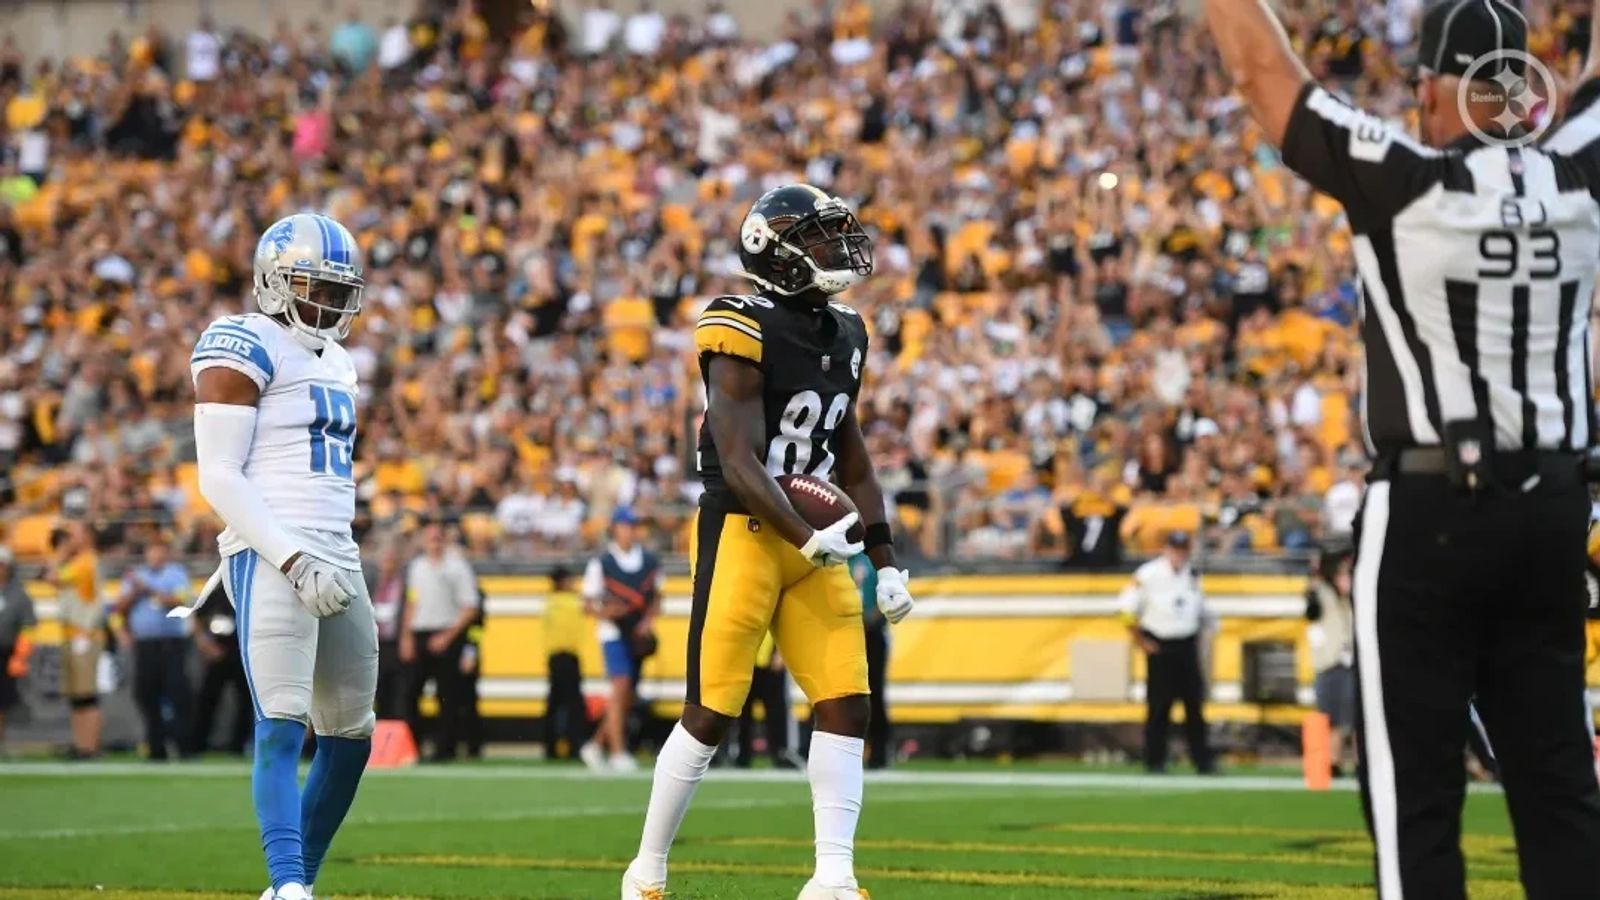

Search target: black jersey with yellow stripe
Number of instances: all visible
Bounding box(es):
[694,294,869,510]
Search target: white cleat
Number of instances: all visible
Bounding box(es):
[579,742,607,772]
[620,861,666,899]
[609,751,640,772]
[797,880,869,899]
[269,884,313,900]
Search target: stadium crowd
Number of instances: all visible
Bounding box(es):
[0,0,1593,567]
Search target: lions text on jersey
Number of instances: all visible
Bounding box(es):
[190,312,361,568]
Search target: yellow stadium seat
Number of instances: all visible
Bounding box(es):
[1319,391,1351,450]
[14,467,60,506]
[176,462,210,514]
[896,504,924,532]
[1122,504,1204,552]
[1244,514,1279,551]
[370,493,399,521]
[8,514,58,559]
[460,513,502,546]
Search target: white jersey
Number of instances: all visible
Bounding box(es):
[190,313,360,568]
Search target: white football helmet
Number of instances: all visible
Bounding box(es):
[252,213,364,342]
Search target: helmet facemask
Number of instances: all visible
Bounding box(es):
[741,198,874,301]
[256,263,364,342]
[252,214,366,345]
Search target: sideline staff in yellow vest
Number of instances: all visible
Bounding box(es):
[542,566,589,759]
[49,522,103,759]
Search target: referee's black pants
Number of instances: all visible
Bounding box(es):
[1354,468,1600,899]
[1143,635,1212,773]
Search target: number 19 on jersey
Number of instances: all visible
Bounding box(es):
[308,385,356,478]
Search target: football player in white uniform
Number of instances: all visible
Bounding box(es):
[191,213,375,900]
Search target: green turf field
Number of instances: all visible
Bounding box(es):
[0,762,1524,899]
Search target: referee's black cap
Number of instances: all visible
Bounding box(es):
[1417,0,1527,79]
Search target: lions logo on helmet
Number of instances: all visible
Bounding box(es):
[737,185,873,304]
[253,213,365,342]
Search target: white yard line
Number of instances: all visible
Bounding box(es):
[0,759,1510,796]
[0,796,783,840]
[0,786,1082,841]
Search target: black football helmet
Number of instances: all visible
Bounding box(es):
[738,184,873,302]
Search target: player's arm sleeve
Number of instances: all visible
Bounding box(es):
[1280,83,1440,226]
[193,402,302,570]
[1546,77,1600,196]
[694,299,764,365]
[190,321,277,390]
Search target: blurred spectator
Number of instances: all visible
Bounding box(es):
[330,6,378,74]
[1306,549,1355,778]
[0,547,38,752]
[184,16,222,82]
[117,538,192,761]
[376,17,413,73]
[579,508,660,772]
[581,0,623,54]
[623,0,667,56]
[188,576,251,756]
[542,566,589,760]
[48,522,102,759]
[1322,463,1364,542]
[704,1,740,43]
[400,521,480,762]
[367,542,408,720]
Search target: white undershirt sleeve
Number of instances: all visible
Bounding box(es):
[194,402,301,570]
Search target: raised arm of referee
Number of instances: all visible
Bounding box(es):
[1205,2,1600,898]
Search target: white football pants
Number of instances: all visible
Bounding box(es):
[221,548,378,738]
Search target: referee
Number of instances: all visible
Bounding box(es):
[1208,1,1600,897]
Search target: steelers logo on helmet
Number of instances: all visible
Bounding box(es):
[741,213,770,254]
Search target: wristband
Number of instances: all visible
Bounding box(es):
[864,522,893,552]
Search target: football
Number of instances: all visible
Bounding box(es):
[777,473,865,542]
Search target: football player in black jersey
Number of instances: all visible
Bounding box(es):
[622,185,915,900]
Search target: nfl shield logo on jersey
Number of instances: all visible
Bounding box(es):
[851,349,861,379]
[821,355,831,372]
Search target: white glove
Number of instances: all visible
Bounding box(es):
[798,513,864,568]
[283,553,358,618]
[875,566,915,624]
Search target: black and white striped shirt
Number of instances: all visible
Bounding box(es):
[1282,81,1600,454]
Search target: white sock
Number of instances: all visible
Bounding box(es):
[808,731,865,889]
[633,722,716,883]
